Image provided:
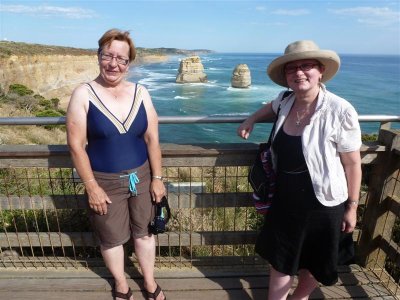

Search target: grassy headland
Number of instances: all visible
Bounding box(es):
[0,41,96,58]
[0,41,213,59]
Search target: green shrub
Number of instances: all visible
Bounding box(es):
[35,109,64,130]
[57,109,67,115]
[8,84,34,96]
[362,133,378,142]
[35,109,63,118]
[38,99,53,109]
[50,98,60,109]
[33,94,45,101]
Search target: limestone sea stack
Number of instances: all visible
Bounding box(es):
[176,56,207,83]
[231,64,251,88]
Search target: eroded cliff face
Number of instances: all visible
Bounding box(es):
[0,54,98,107]
[0,53,169,108]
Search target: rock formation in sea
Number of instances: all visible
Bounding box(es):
[176,56,207,83]
[231,64,251,88]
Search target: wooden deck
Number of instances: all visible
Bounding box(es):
[0,264,398,300]
[0,127,399,300]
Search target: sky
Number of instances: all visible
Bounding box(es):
[0,0,399,55]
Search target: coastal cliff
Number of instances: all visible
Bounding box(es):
[0,54,98,106]
[0,42,210,108]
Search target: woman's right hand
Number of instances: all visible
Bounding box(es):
[237,119,254,140]
[85,181,112,215]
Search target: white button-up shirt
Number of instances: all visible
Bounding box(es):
[270,84,362,206]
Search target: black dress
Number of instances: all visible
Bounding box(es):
[255,127,354,286]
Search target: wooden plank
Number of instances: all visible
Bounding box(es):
[361,153,378,164]
[0,265,396,300]
[0,229,360,248]
[0,232,98,247]
[153,231,258,246]
[162,192,252,208]
[0,231,258,247]
[0,142,385,168]
[0,195,87,209]
[0,192,252,210]
[0,191,382,210]
[388,194,400,217]
[379,237,400,266]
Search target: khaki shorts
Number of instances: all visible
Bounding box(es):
[89,161,155,248]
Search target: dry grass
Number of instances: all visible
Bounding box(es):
[0,103,66,145]
[0,41,95,58]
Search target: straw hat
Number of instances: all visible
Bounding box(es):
[267,40,340,87]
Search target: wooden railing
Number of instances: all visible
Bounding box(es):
[0,119,399,294]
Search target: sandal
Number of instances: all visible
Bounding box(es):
[146,283,166,300]
[113,285,133,300]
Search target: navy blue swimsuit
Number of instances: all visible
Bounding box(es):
[86,83,148,173]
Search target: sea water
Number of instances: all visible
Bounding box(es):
[128,53,400,144]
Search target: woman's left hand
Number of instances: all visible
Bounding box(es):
[150,179,166,203]
[342,206,357,233]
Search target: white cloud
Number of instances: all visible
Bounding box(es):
[330,6,400,26]
[271,9,310,16]
[255,6,266,11]
[0,4,97,19]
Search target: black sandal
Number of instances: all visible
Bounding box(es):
[113,286,133,300]
[146,283,166,300]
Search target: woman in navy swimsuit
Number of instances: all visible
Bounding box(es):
[67,29,166,300]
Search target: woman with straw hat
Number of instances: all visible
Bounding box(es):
[237,40,362,299]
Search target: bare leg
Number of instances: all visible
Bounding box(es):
[134,234,165,300]
[268,266,294,300]
[101,244,133,300]
[289,269,318,300]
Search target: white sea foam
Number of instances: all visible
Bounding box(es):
[202,127,215,132]
[174,96,191,100]
[226,86,251,92]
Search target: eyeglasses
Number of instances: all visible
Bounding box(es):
[285,63,319,74]
[100,52,129,66]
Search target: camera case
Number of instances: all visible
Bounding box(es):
[149,196,171,235]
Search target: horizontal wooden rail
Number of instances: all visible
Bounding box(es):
[0,230,362,248]
[0,231,259,248]
[0,193,253,210]
[0,142,389,168]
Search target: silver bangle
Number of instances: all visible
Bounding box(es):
[152,175,163,180]
[346,200,359,207]
[82,178,95,184]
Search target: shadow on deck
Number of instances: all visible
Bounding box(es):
[0,263,398,300]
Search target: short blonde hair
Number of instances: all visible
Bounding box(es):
[97,29,136,62]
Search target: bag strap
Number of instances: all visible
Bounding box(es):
[267,90,293,144]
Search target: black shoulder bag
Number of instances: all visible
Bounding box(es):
[248,90,292,214]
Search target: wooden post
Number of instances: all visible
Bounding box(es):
[357,128,400,269]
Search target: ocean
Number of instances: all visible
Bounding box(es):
[128,53,400,144]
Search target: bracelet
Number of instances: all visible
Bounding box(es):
[82,178,95,184]
[346,200,359,207]
[152,175,163,181]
